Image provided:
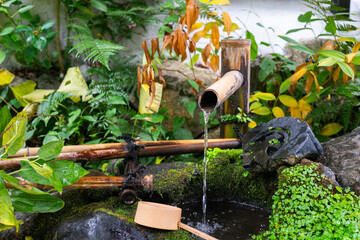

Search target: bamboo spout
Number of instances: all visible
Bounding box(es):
[198,70,243,112]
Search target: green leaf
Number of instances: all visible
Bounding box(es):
[18,5,33,13]
[0,27,14,36]
[251,106,271,115]
[173,116,185,132]
[0,106,11,146]
[246,30,258,61]
[19,160,89,186]
[317,50,345,62]
[108,95,126,105]
[187,79,199,92]
[256,22,264,28]
[318,57,338,67]
[163,14,178,25]
[254,92,276,101]
[325,20,336,34]
[2,111,27,155]
[338,62,354,78]
[0,50,5,64]
[90,0,108,12]
[10,190,64,213]
[48,171,63,193]
[24,46,37,63]
[37,140,64,161]
[0,170,46,195]
[287,45,315,55]
[0,177,19,231]
[41,20,55,30]
[185,101,196,117]
[189,54,199,69]
[298,11,312,22]
[279,79,291,94]
[286,28,312,35]
[250,101,262,111]
[173,128,193,140]
[319,123,343,136]
[33,36,47,51]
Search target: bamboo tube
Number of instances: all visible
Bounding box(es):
[4,175,153,190]
[198,70,243,112]
[1,139,241,171]
[9,139,239,158]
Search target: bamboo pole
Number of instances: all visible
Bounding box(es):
[4,175,153,190]
[9,138,239,158]
[220,39,251,137]
[1,139,241,171]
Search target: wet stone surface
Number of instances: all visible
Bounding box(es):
[242,117,323,172]
[54,211,146,240]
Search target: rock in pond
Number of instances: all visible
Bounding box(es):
[54,211,146,240]
[317,126,360,194]
[242,117,323,172]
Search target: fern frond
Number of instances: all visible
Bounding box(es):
[38,92,72,115]
[340,98,353,132]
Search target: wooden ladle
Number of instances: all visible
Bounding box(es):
[134,201,218,240]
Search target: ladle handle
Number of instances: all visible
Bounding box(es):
[178,222,218,240]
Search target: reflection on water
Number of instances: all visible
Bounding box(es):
[180,201,270,239]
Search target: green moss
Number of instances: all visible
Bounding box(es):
[152,228,198,240]
[254,164,360,239]
[152,162,201,202]
[206,148,276,208]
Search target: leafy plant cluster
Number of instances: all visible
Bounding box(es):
[0,0,57,69]
[247,0,360,140]
[0,109,89,231]
[255,164,360,239]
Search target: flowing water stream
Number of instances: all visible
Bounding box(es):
[202,110,211,224]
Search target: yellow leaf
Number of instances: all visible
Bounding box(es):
[290,107,301,119]
[289,68,307,84]
[155,156,166,164]
[249,95,259,103]
[0,69,15,86]
[204,22,216,31]
[139,83,163,114]
[272,107,285,118]
[209,0,231,5]
[352,42,360,53]
[27,161,53,178]
[58,67,93,103]
[254,92,276,101]
[251,106,271,115]
[248,121,257,129]
[23,103,38,117]
[337,37,357,42]
[22,89,55,103]
[192,29,209,42]
[319,123,343,136]
[346,52,357,63]
[10,80,36,107]
[199,0,210,3]
[222,12,232,37]
[190,22,204,33]
[309,71,320,93]
[299,99,311,119]
[278,95,298,107]
[222,23,240,32]
[207,12,218,16]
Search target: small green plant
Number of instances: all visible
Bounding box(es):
[0,0,57,68]
[254,164,360,239]
[0,109,88,232]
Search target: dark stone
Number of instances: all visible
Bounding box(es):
[55,211,146,240]
[317,126,360,194]
[242,117,323,172]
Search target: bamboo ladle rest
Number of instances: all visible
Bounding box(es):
[134,201,218,240]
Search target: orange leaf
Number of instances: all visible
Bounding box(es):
[161,35,173,53]
[142,40,151,64]
[333,66,340,82]
[158,68,166,87]
[192,29,209,42]
[151,38,157,58]
[320,40,337,50]
[204,22,216,31]
[290,107,302,119]
[189,39,196,53]
[201,44,212,63]
[309,71,319,93]
[295,62,310,72]
[289,68,307,85]
[352,42,360,53]
[137,66,142,95]
[222,12,232,37]
[305,72,314,94]
[210,54,219,72]
[211,24,220,50]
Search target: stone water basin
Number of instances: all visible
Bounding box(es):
[180,200,270,239]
